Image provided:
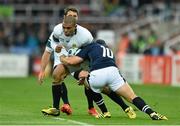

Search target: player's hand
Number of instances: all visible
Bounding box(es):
[55,44,63,53]
[77,78,85,86]
[60,55,68,65]
[78,70,89,78]
[60,54,66,60]
[78,77,90,89]
[38,71,45,84]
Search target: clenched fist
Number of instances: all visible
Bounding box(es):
[55,44,63,53]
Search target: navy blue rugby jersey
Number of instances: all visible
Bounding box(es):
[76,42,117,71]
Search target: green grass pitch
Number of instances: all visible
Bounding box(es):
[0,76,180,125]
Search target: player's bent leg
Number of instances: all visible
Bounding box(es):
[115,83,167,120]
[102,86,136,119]
[115,83,137,103]
[84,87,99,117]
[90,89,111,118]
[41,64,70,116]
[41,83,61,116]
[53,64,73,115]
[51,83,62,109]
[61,82,70,104]
[60,81,72,115]
[60,87,73,115]
[74,70,98,117]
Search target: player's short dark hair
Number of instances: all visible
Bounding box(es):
[96,39,108,47]
[63,16,77,25]
[64,6,79,16]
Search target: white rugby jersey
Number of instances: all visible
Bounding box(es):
[46,23,93,53]
[45,23,94,68]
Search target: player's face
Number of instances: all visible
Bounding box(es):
[66,11,78,20]
[62,23,76,36]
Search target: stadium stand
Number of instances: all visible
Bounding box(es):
[1,0,180,78]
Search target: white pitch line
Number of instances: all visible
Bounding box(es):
[53,117,95,126]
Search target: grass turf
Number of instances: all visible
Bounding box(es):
[0,76,180,125]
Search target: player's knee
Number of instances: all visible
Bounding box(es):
[52,73,62,83]
[128,94,137,103]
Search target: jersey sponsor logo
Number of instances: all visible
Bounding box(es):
[72,43,77,48]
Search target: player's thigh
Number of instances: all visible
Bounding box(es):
[89,69,107,93]
[115,83,137,102]
[52,64,68,82]
[107,67,124,92]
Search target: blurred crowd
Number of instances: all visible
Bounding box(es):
[117,26,164,56]
[0,22,164,58]
[0,0,180,57]
[0,22,50,57]
[1,0,90,4]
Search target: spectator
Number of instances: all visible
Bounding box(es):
[26,31,40,56]
[144,30,161,55]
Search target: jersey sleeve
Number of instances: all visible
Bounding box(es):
[45,32,59,53]
[45,33,53,53]
[84,29,93,43]
[77,26,94,47]
[76,46,89,60]
[45,24,62,52]
[53,24,62,39]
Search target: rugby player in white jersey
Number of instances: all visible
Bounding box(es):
[58,7,98,116]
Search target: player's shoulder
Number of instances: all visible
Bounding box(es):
[53,23,63,37]
[77,24,91,34]
[81,42,96,50]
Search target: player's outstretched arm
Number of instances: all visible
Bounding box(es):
[38,51,51,84]
[60,55,83,66]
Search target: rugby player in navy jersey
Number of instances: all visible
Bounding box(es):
[60,39,168,120]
